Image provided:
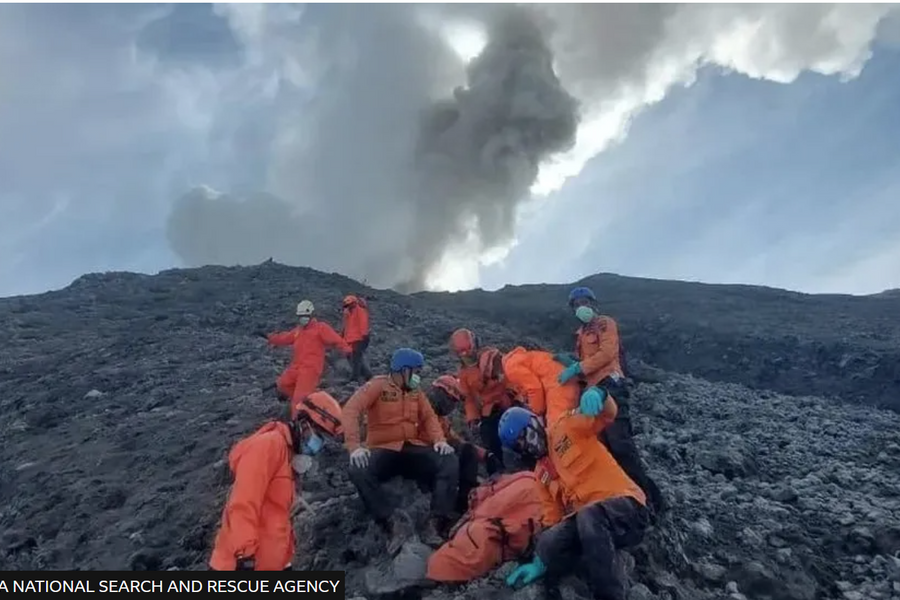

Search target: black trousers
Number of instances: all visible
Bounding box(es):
[449,441,481,514]
[478,406,504,473]
[536,497,649,600]
[596,379,666,517]
[348,442,459,522]
[349,336,373,382]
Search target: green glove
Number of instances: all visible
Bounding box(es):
[552,352,577,367]
[557,361,582,384]
[506,556,546,588]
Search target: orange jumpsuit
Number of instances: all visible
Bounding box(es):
[501,347,581,425]
[531,400,649,600]
[209,422,297,571]
[534,399,645,526]
[342,299,370,344]
[458,361,513,425]
[268,319,351,418]
[342,375,446,452]
[342,299,372,382]
[574,315,624,387]
[342,376,458,523]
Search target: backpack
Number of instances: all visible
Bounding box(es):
[427,471,545,583]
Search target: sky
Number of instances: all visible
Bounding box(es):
[2,3,900,298]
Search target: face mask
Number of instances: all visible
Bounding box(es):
[521,422,548,458]
[575,305,595,324]
[302,432,324,455]
[298,316,311,326]
[407,373,421,390]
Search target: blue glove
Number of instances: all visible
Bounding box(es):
[506,556,546,588]
[557,361,582,384]
[552,353,577,367]
[579,386,606,416]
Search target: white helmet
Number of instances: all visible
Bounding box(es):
[296,300,315,317]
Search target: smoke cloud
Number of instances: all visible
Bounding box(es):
[163,3,898,291]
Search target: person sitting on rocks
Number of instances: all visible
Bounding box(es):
[498,394,650,600]
[341,347,459,555]
[449,328,515,474]
[556,286,667,518]
[427,374,502,513]
[257,299,351,419]
[479,346,581,427]
[208,391,345,571]
[341,294,373,384]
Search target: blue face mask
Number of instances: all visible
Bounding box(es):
[575,305,595,324]
[407,373,421,390]
[303,432,324,455]
[298,316,311,326]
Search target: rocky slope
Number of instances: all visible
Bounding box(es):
[416,273,900,412]
[1,262,898,600]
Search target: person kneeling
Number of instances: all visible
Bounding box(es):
[497,388,650,600]
[342,348,460,555]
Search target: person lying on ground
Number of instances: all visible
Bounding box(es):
[341,347,459,555]
[426,374,502,513]
[208,391,344,571]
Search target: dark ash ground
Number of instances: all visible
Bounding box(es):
[1,262,898,600]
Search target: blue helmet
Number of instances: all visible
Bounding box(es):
[567,286,596,307]
[390,347,425,372]
[497,406,536,449]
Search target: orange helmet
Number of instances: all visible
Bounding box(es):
[432,375,464,403]
[449,328,478,357]
[342,295,358,308]
[478,347,503,382]
[295,391,343,437]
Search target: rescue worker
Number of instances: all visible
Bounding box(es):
[556,286,666,518]
[341,294,373,383]
[259,299,352,419]
[428,375,501,513]
[498,389,650,600]
[449,328,514,474]
[209,391,344,571]
[342,348,459,555]
[478,346,579,427]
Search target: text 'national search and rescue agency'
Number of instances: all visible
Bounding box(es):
[0,572,345,596]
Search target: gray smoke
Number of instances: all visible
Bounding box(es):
[399,5,579,291]
[165,4,579,292]
[164,3,898,291]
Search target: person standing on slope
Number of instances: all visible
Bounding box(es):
[427,374,502,512]
[556,286,666,518]
[478,346,580,427]
[341,294,373,384]
[498,393,650,600]
[209,391,345,571]
[341,348,459,555]
[449,328,515,474]
[259,299,351,419]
